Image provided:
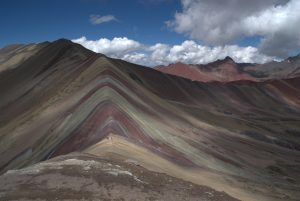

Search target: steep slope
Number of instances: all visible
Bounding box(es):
[155,57,257,82]
[0,39,300,201]
[0,42,49,73]
[244,54,300,79]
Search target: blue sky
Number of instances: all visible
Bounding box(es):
[1,0,299,66]
[0,0,182,46]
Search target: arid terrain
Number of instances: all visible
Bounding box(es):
[0,39,300,201]
[0,153,239,201]
[156,55,300,82]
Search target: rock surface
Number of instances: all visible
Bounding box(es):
[0,39,300,201]
[0,153,239,201]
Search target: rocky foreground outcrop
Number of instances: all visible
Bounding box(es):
[0,153,239,201]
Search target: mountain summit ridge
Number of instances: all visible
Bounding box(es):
[155,54,300,82]
[0,39,300,201]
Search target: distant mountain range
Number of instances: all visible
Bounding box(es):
[0,39,300,201]
[155,54,300,82]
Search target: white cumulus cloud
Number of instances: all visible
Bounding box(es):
[72,36,274,66]
[72,36,142,58]
[122,53,148,65]
[148,40,273,65]
[167,0,300,57]
[89,14,117,25]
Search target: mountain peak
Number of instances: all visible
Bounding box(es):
[49,38,75,48]
[285,53,300,63]
[223,56,234,62]
[53,38,73,44]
